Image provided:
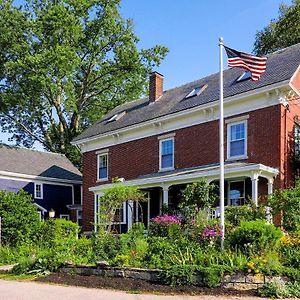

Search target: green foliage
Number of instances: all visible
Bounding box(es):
[258,281,300,298]
[97,184,146,230]
[279,233,300,269]
[180,180,218,213]
[268,181,300,232]
[258,282,281,297]
[0,0,168,166]
[254,0,300,55]
[225,204,266,227]
[229,220,283,254]
[199,266,222,288]
[0,190,41,246]
[159,265,195,286]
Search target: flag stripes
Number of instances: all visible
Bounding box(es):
[224,46,267,81]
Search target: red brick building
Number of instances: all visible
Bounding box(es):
[73,44,300,233]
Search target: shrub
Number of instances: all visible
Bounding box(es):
[160,265,195,286]
[199,266,222,288]
[229,220,283,254]
[149,215,181,238]
[0,190,41,246]
[225,204,266,227]
[279,234,300,269]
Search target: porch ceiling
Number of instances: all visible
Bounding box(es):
[89,162,279,192]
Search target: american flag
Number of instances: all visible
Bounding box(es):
[224,46,267,81]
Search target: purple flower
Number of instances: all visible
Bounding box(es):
[150,215,181,225]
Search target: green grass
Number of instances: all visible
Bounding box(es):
[0,273,37,281]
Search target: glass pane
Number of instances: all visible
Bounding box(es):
[230,181,245,206]
[230,140,245,156]
[99,155,107,167]
[162,154,173,169]
[99,167,107,179]
[231,123,244,141]
[162,139,173,155]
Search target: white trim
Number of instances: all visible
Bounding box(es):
[60,214,70,220]
[73,81,291,153]
[34,183,43,199]
[95,148,109,155]
[157,132,176,140]
[227,120,248,160]
[225,114,249,124]
[34,203,47,213]
[89,163,279,192]
[97,153,108,182]
[0,170,82,185]
[159,137,175,171]
[289,65,300,96]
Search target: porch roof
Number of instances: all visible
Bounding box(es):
[89,162,279,192]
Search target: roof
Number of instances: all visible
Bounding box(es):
[0,144,82,182]
[74,43,300,142]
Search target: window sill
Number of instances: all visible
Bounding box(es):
[159,167,175,172]
[226,156,248,161]
[96,178,109,183]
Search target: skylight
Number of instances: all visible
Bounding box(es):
[107,111,126,123]
[236,71,251,82]
[185,84,208,99]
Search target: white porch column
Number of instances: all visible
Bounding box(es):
[267,178,274,195]
[162,185,169,207]
[127,200,133,230]
[251,173,259,206]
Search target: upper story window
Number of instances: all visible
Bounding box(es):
[97,153,108,181]
[227,120,247,159]
[34,183,43,199]
[236,71,251,82]
[159,138,174,170]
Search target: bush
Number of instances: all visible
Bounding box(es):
[225,204,266,227]
[160,265,195,286]
[0,190,41,246]
[149,215,182,238]
[279,233,300,269]
[229,220,283,254]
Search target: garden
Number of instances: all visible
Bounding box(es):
[0,180,300,298]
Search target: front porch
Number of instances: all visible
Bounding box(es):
[90,162,279,231]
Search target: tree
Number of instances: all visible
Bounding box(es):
[0,190,41,245]
[254,0,300,55]
[0,0,168,166]
[97,183,146,232]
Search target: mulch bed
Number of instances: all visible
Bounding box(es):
[36,272,258,296]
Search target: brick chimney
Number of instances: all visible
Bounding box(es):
[149,72,164,103]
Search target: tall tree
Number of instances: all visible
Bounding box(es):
[0,0,168,166]
[254,0,300,55]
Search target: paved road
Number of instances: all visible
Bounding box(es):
[0,279,289,300]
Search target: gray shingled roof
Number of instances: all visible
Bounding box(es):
[0,144,82,181]
[74,43,300,142]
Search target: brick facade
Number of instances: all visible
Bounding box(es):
[82,102,300,231]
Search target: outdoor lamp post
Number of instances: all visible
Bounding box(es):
[49,208,55,218]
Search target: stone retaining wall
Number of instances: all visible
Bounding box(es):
[60,264,288,291]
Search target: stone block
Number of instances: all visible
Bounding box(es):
[222,282,234,289]
[233,283,257,290]
[246,274,264,284]
[227,273,246,283]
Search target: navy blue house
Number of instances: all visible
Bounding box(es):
[0,144,82,224]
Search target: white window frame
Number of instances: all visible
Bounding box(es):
[227,120,247,160]
[227,180,246,206]
[97,153,108,181]
[34,183,43,199]
[60,214,70,220]
[159,137,175,171]
[94,194,126,231]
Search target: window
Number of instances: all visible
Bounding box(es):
[294,124,300,160]
[227,121,247,159]
[97,153,108,180]
[60,214,70,220]
[185,84,208,99]
[107,111,126,123]
[236,71,251,82]
[34,183,43,199]
[229,181,245,206]
[159,138,174,170]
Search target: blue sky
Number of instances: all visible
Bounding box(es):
[0,0,292,146]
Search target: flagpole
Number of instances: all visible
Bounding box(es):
[219,37,225,251]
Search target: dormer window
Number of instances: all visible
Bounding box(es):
[185,84,208,99]
[236,71,251,82]
[107,111,126,123]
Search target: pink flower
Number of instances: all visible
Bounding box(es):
[150,215,181,225]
